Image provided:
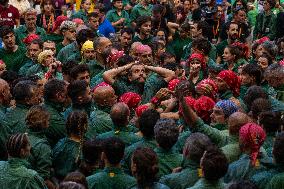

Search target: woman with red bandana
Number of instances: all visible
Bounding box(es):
[216,70,241,100]
[187,53,207,86]
[195,79,218,101]
[225,123,269,183]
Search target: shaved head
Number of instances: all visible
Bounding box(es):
[0,79,11,106]
[93,86,117,107]
[110,102,130,127]
[228,112,251,135]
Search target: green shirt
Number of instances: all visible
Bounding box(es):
[0,105,10,160]
[155,147,183,177]
[221,58,248,73]
[0,46,27,72]
[274,84,284,103]
[106,9,130,31]
[87,167,136,189]
[130,4,153,23]
[26,64,63,80]
[132,34,153,45]
[182,42,217,61]
[188,178,226,189]
[130,182,170,189]
[265,172,284,189]
[221,137,241,163]
[52,137,80,179]
[5,103,30,134]
[14,25,47,47]
[97,125,141,147]
[0,158,47,189]
[71,9,88,24]
[57,41,79,64]
[44,101,66,147]
[216,40,228,58]
[27,130,52,180]
[254,12,277,40]
[160,159,200,189]
[18,58,35,76]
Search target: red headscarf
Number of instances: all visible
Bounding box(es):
[217,70,241,96]
[22,34,40,45]
[107,50,125,64]
[231,42,249,59]
[194,96,215,123]
[256,36,270,45]
[135,104,149,117]
[168,79,181,91]
[279,59,284,66]
[93,82,111,93]
[0,60,5,65]
[52,15,68,32]
[179,96,196,115]
[188,53,206,71]
[196,79,218,100]
[119,92,141,109]
[239,123,266,166]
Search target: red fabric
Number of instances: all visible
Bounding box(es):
[22,34,40,45]
[279,59,284,66]
[119,92,141,109]
[0,5,20,27]
[107,50,125,64]
[179,96,196,115]
[196,79,218,100]
[239,123,266,166]
[188,53,206,70]
[92,82,111,92]
[217,70,241,96]
[72,18,84,25]
[135,105,149,117]
[194,96,215,122]
[0,60,5,65]
[231,42,250,59]
[256,36,270,45]
[52,15,68,32]
[168,79,181,91]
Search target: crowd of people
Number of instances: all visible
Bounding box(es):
[0,0,284,188]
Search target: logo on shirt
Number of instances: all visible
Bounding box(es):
[8,13,12,17]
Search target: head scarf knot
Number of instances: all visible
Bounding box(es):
[106,50,125,64]
[217,70,241,96]
[119,92,141,109]
[239,123,266,166]
[215,100,238,118]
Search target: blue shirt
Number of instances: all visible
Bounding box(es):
[98,19,115,38]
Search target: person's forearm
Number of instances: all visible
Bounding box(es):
[103,64,133,84]
[145,66,175,82]
[180,97,199,126]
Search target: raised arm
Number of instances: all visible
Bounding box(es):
[103,63,133,84]
[145,65,175,82]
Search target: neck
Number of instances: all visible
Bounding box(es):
[139,32,148,40]
[26,26,36,33]
[62,38,71,46]
[45,11,52,16]
[105,160,121,168]
[69,134,81,142]
[5,44,18,52]
[96,54,105,66]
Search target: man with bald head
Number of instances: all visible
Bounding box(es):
[97,102,141,146]
[87,85,117,138]
[0,79,12,160]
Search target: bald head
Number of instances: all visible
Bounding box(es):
[93,86,117,107]
[0,79,11,106]
[228,112,251,136]
[110,102,130,127]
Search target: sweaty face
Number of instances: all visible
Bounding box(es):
[28,43,41,60]
[98,38,112,55]
[236,10,246,23]
[129,65,147,83]
[227,23,239,40]
[25,14,37,29]
[210,106,226,124]
[190,23,201,38]
[2,32,15,49]
[222,47,235,62]
[140,21,152,36]
[83,48,96,61]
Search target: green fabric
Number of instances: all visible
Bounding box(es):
[274,84,284,103]
[263,134,274,158]
[216,40,228,58]
[248,9,258,27]
[142,73,168,104]
[52,137,80,179]
[71,9,88,23]
[188,178,226,189]
[14,25,47,47]
[55,42,65,55]
[224,153,271,183]
[0,105,10,160]
[5,104,30,134]
[44,101,66,147]
[19,58,35,76]
[130,4,153,22]
[221,58,248,73]
[90,70,105,88]
[182,42,217,61]
[26,64,63,79]
[166,32,192,61]
[106,9,130,31]
[112,77,144,97]
[97,125,141,147]
[0,46,27,72]
[221,138,241,163]
[27,130,52,179]
[174,131,191,153]
[218,90,234,100]
[87,167,136,189]
[160,159,200,189]
[269,96,284,112]
[254,12,277,40]
[154,147,183,177]
[123,137,157,174]
[130,182,170,189]
[45,33,63,45]
[57,42,79,64]
[132,34,153,45]
[265,172,284,189]
[87,106,113,138]
[0,158,47,189]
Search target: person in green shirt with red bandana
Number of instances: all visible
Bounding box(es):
[87,137,136,189]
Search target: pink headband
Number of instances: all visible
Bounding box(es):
[136,45,152,54]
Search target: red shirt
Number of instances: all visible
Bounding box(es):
[0,5,20,27]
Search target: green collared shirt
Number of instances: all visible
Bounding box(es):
[182,42,217,61]
[57,41,79,63]
[188,178,226,189]
[254,11,277,40]
[14,25,47,47]
[0,46,27,72]
[106,9,130,31]
[130,4,153,22]
[87,167,136,189]
[71,9,88,24]
[132,34,153,45]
